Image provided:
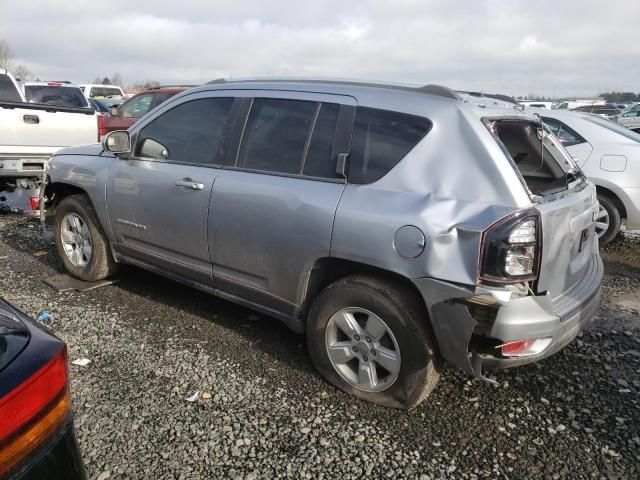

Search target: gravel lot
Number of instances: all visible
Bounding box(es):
[1,214,639,479]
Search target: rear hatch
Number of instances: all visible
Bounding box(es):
[489,118,599,302]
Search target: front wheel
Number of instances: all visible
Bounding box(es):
[306,275,439,409]
[54,194,118,281]
[595,194,621,248]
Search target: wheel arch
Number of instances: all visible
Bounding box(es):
[595,184,627,220]
[301,257,430,327]
[44,181,90,208]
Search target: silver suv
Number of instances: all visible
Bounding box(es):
[43,79,603,409]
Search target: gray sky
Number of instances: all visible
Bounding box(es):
[1,0,638,97]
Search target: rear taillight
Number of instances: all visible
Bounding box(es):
[29,196,39,211]
[0,347,71,478]
[479,209,541,283]
[97,114,107,141]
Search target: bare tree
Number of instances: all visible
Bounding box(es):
[13,64,32,81]
[132,80,160,90]
[0,38,13,70]
[111,72,123,87]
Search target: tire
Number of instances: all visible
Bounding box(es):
[307,275,439,409]
[54,194,118,281]
[596,194,621,248]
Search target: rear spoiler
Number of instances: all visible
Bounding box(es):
[0,101,95,115]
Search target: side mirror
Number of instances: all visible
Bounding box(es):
[103,130,131,154]
[109,106,119,116]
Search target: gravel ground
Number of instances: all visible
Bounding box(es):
[1,214,639,479]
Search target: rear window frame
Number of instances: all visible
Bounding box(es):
[346,106,432,185]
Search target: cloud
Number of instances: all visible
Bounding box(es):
[1,0,638,97]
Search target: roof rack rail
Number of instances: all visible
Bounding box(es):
[206,77,462,101]
[458,90,519,105]
[416,84,460,100]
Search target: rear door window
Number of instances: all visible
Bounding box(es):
[24,86,89,107]
[136,97,235,165]
[302,103,340,178]
[236,98,317,174]
[348,107,431,184]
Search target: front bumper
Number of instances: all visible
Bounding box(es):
[413,252,604,381]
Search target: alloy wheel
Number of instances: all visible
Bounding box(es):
[61,213,93,267]
[595,204,610,239]
[325,307,401,392]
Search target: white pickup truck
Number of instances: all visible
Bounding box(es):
[0,70,99,214]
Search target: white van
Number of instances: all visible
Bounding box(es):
[520,101,554,109]
[555,99,605,110]
[78,84,124,99]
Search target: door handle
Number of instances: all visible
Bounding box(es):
[175,179,204,190]
[23,114,40,124]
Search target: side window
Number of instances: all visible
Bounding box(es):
[120,94,154,118]
[542,118,587,147]
[302,103,339,178]
[237,98,317,174]
[349,107,431,184]
[0,74,22,102]
[136,97,234,165]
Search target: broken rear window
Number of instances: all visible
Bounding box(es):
[488,119,580,197]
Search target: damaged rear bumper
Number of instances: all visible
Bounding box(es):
[413,252,603,382]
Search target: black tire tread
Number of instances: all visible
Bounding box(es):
[307,274,439,409]
[54,194,118,281]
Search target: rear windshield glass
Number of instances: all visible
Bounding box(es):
[490,119,579,196]
[349,107,431,184]
[25,86,89,107]
[89,87,123,98]
[585,116,640,144]
[0,74,22,102]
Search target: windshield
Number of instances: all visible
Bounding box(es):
[89,87,123,98]
[25,85,89,107]
[585,115,640,143]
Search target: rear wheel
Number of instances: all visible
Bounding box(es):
[54,195,118,281]
[595,194,621,248]
[307,275,439,409]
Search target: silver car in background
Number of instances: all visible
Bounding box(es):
[615,102,640,133]
[43,79,603,409]
[540,109,640,245]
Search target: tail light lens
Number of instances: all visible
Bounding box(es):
[29,196,39,210]
[480,209,541,283]
[97,114,107,141]
[0,346,71,478]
